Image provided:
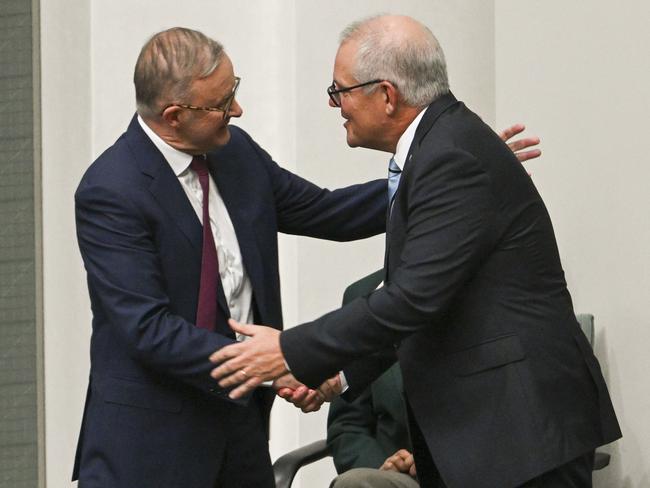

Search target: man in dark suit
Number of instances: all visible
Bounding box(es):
[72,27,386,487]
[211,14,621,488]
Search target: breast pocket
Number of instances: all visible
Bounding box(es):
[450,334,526,377]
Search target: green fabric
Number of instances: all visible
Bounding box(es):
[327,270,411,473]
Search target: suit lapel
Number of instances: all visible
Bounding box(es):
[125,116,231,318]
[409,92,459,158]
[207,150,269,323]
[126,116,203,255]
[384,93,460,281]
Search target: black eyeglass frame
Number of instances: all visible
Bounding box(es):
[327,79,383,107]
[161,76,241,115]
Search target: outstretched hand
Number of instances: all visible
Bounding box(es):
[499,123,541,164]
[209,319,288,399]
[274,373,325,413]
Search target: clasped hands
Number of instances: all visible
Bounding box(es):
[381,449,417,478]
[209,319,342,412]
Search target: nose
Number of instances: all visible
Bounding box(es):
[229,98,243,118]
[328,97,337,108]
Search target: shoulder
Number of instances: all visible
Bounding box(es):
[76,135,144,202]
[211,125,273,164]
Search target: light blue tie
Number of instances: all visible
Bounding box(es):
[387,157,402,205]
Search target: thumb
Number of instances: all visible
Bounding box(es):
[228,318,254,336]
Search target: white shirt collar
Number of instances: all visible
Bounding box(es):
[392,109,426,170]
[137,115,194,176]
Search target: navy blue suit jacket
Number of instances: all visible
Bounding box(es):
[282,94,621,488]
[72,116,386,487]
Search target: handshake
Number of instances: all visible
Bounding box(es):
[272,373,342,413]
[207,318,342,412]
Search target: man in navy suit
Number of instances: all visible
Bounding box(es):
[72,27,386,487]
[210,15,621,488]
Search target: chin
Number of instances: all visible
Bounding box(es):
[345,131,360,148]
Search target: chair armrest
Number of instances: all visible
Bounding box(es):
[273,439,332,488]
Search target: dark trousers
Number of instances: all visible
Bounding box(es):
[213,390,275,488]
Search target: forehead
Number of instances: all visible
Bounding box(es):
[333,41,358,81]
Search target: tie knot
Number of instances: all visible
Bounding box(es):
[190,156,208,175]
[388,157,401,175]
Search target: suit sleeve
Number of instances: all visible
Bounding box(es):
[75,182,239,399]
[237,128,387,241]
[281,148,497,387]
[327,388,388,472]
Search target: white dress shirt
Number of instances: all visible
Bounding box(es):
[137,116,254,339]
[393,108,426,171]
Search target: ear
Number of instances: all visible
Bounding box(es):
[161,105,184,128]
[381,81,399,116]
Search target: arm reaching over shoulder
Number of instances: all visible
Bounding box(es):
[499,123,541,163]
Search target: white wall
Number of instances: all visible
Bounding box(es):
[40,0,91,486]
[495,1,650,486]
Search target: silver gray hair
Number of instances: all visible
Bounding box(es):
[134,27,224,118]
[339,15,449,107]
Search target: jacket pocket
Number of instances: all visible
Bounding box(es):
[450,334,526,377]
[99,376,183,413]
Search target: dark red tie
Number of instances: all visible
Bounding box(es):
[190,156,219,331]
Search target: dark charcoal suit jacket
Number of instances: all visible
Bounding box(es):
[282,93,621,488]
[72,115,386,487]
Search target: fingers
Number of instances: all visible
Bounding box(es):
[513,148,542,163]
[499,124,542,164]
[276,387,294,399]
[273,373,302,391]
[317,375,342,401]
[209,352,247,384]
[227,375,265,399]
[209,341,245,364]
[278,385,324,412]
[210,355,247,384]
[507,136,540,153]
[403,451,415,468]
[498,123,525,142]
[287,385,310,403]
[298,389,324,413]
[380,449,413,473]
[227,318,255,336]
[208,328,287,399]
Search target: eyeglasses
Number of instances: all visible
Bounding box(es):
[162,76,241,115]
[326,79,383,107]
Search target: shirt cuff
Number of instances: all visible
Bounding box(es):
[338,371,349,394]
